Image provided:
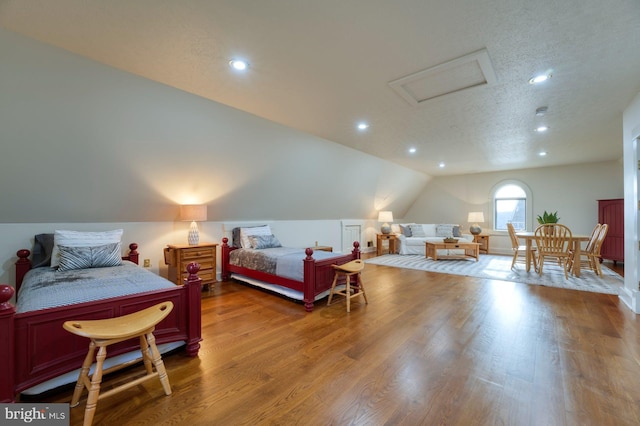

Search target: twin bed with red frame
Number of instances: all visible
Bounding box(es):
[221,237,361,312]
[0,243,203,403]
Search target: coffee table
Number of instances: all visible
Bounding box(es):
[425,241,480,261]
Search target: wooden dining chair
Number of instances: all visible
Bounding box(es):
[534,224,572,279]
[507,222,537,272]
[570,224,608,277]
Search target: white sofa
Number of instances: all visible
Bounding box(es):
[392,223,474,256]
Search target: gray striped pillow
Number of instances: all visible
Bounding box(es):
[57,242,122,272]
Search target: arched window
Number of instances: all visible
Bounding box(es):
[493,182,530,231]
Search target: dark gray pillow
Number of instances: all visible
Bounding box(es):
[232,228,241,248]
[32,233,55,268]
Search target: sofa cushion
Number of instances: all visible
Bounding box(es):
[436,224,458,238]
[399,223,414,236]
[422,224,437,236]
[409,224,425,237]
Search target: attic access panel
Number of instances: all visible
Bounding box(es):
[388,49,497,107]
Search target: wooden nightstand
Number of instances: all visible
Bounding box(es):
[473,234,490,254]
[311,245,333,252]
[376,233,398,256]
[164,243,218,288]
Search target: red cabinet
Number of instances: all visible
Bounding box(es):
[598,199,624,264]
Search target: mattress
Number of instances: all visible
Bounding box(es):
[16,261,176,313]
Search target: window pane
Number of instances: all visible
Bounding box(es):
[495,184,526,199]
[495,199,526,230]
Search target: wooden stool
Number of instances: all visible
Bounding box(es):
[327,259,367,312]
[63,301,174,426]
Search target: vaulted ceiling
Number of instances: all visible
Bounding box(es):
[1,0,638,176]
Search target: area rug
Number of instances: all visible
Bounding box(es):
[365,254,623,295]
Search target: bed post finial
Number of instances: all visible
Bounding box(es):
[0,284,15,402]
[128,243,139,265]
[352,241,361,259]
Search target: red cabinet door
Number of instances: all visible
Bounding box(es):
[598,199,624,263]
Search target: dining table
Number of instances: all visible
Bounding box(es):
[515,231,591,277]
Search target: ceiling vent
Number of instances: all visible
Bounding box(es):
[388,49,497,107]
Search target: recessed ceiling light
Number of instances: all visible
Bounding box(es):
[229,59,248,71]
[357,122,369,130]
[539,151,547,156]
[408,147,416,154]
[535,126,549,132]
[438,162,445,168]
[529,73,551,84]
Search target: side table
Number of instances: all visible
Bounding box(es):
[473,234,490,254]
[164,243,218,288]
[376,233,398,256]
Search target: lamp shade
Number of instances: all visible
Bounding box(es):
[378,211,394,223]
[180,204,207,222]
[467,212,484,223]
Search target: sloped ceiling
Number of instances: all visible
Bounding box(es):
[1,0,639,176]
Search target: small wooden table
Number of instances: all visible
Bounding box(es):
[311,245,333,252]
[473,234,490,254]
[377,233,398,256]
[425,241,480,261]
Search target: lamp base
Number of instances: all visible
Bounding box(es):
[381,224,391,234]
[188,221,200,245]
[469,225,482,235]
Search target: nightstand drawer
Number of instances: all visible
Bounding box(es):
[181,247,215,261]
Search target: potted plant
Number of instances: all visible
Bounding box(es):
[537,211,559,224]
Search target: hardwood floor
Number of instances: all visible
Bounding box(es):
[33,259,639,425]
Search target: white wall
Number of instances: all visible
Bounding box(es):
[621,92,640,312]
[402,160,623,255]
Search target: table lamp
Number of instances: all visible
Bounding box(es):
[378,211,394,234]
[468,211,484,235]
[180,204,207,245]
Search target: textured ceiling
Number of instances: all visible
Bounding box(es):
[1,0,639,176]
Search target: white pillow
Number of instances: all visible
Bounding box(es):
[408,224,426,238]
[240,225,272,249]
[51,229,124,268]
[422,224,437,236]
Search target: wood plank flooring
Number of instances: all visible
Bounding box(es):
[32,259,640,425]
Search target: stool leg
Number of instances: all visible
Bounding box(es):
[358,274,368,305]
[83,345,107,426]
[146,332,172,396]
[71,341,97,408]
[346,274,351,313]
[327,273,339,306]
[139,335,154,375]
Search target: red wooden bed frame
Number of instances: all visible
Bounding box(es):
[0,243,203,403]
[221,237,361,312]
